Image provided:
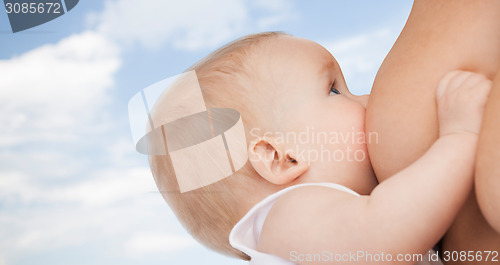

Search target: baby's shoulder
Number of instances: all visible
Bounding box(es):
[257,185,362,256]
[266,185,356,220]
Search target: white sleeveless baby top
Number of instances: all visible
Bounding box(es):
[229,182,443,265]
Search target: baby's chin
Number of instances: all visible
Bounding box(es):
[334,152,377,195]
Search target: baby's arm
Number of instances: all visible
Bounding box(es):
[258,71,492,264]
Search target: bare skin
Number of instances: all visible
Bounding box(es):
[366,0,500,264]
[476,70,500,234]
[251,39,488,265]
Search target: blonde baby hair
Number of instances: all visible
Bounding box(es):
[149,31,288,259]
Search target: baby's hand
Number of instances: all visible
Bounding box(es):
[436,70,492,137]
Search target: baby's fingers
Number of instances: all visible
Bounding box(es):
[436,70,492,136]
[471,79,493,109]
[436,70,467,99]
[437,70,491,99]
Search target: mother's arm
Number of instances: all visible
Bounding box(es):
[476,70,500,234]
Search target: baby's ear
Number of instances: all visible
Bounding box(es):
[248,137,309,185]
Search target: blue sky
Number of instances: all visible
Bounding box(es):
[0,1,412,264]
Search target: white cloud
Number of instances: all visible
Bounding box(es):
[88,0,296,50]
[123,233,197,257]
[0,166,188,261]
[47,167,155,206]
[320,28,398,95]
[252,0,297,29]
[0,167,154,206]
[0,31,121,146]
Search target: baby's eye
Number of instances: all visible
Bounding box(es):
[329,81,341,95]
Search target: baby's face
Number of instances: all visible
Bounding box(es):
[250,36,377,194]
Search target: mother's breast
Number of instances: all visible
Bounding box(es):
[366,0,500,181]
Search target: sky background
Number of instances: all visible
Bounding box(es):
[0,1,413,264]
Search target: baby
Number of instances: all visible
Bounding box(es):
[148,32,492,264]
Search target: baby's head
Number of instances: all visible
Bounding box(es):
[149,32,377,259]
